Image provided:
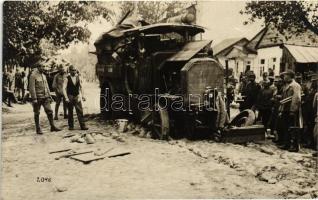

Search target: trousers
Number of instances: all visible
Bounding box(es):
[67,95,84,128]
[32,98,53,115]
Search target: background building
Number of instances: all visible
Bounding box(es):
[213,24,318,81]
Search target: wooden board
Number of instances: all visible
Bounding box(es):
[70,153,106,164]
[107,149,131,158]
[221,125,265,144]
[55,150,93,160]
[49,148,72,154]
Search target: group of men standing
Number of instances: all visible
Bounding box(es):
[3,69,28,107]
[238,69,317,152]
[29,61,88,134]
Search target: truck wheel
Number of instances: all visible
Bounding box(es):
[152,103,170,140]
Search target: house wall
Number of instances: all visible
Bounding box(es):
[253,46,282,81]
[217,55,256,80]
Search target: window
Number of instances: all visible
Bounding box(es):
[273,65,275,70]
[272,57,276,62]
[247,61,251,64]
[260,59,265,64]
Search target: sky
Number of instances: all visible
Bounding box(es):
[197,1,263,45]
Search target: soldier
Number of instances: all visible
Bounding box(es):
[21,71,28,103]
[243,71,261,111]
[256,79,274,137]
[63,65,88,130]
[29,61,62,134]
[52,64,68,120]
[303,74,318,148]
[270,76,284,143]
[268,68,274,77]
[279,70,302,152]
[3,69,17,107]
[260,72,269,89]
[15,69,23,100]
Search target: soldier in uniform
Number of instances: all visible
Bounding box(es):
[29,61,62,134]
[260,72,269,89]
[15,69,23,100]
[243,71,261,111]
[303,74,318,148]
[256,79,274,137]
[270,76,284,143]
[52,64,68,120]
[63,65,88,130]
[279,70,302,152]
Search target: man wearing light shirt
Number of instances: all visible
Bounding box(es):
[63,65,88,130]
[52,64,68,120]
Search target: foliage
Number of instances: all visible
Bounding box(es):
[3,1,113,68]
[118,1,193,24]
[241,1,318,35]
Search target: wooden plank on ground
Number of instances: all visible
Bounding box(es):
[55,150,93,160]
[49,148,72,154]
[70,152,106,164]
[107,149,131,158]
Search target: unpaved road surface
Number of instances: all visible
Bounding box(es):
[1,82,318,199]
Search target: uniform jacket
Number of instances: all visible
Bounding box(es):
[3,72,15,92]
[280,79,302,113]
[256,87,274,110]
[52,72,67,95]
[15,72,23,89]
[29,69,51,99]
[244,81,261,109]
[22,77,28,90]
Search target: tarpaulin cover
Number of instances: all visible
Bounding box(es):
[167,40,212,61]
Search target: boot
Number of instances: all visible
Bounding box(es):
[34,115,43,134]
[63,109,68,119]
[54,106,59,120]
[288,145,300,152]
[80,123,89,130]
[48,113,62,132]
[68,114,74,130]
[289,130,300,152]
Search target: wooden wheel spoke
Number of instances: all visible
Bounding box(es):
[153,127,162,137]
[151,103,170,140]
[153,123,161,128]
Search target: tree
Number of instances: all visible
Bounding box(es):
[241,1,318,35]
[3,1,113,69]
[118,1,193,24]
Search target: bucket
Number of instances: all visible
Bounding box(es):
[116,119,128,133]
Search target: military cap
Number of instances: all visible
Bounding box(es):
[69,65,76,71]
[246,70,255,77]
[274,76,282,82]
[307,71,316,77]
[311,74,318,81]
[57,64,64,70]
[280,69,295,78]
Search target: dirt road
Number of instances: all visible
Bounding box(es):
[1,82,318,199]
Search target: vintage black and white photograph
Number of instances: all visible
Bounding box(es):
[1,0,318,199]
